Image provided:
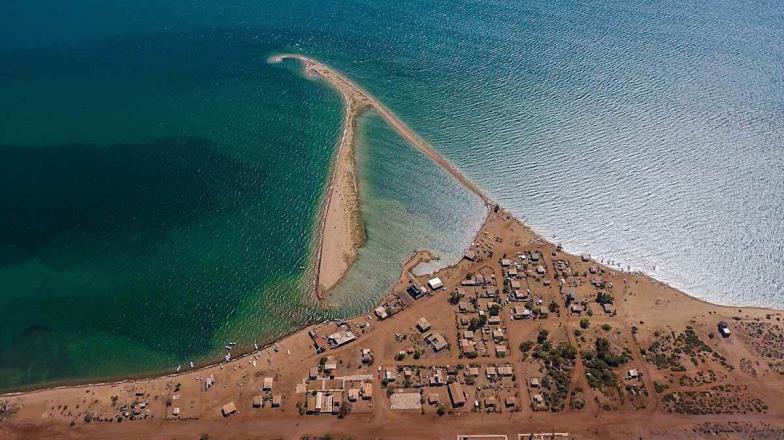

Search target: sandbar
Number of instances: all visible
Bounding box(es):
[270,54,493,299]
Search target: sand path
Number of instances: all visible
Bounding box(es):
[269,54,493,300]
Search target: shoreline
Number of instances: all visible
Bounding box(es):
[3,209,783,439]
[274,55,370,300]
[1,55,780,412]
[3,206,777,396]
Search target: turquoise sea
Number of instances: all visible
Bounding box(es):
[0,0,781,389]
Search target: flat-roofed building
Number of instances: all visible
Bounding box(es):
[428,277,444,290]
[328,329,357,348]
[221,401,237,417]
[416,317,431,332]
[426,332,448,352]
[361,382,373,399]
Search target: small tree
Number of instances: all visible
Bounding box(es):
[579,318,590,329]
[519,340,535,352]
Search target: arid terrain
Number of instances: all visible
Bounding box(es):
[2,211,783,440]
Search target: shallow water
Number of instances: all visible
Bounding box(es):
[1,0,782,388]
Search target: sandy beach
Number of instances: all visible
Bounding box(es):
[2,56,783,440]
[270,55,371,298]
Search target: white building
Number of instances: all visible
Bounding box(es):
[427,277,444,290]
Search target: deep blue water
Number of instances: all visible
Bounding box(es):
[0,0,782,388]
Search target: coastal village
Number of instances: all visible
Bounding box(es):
[2,210,784,440]
[2,57,783,440]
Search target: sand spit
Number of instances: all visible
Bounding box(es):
[269,55,370,299]
[270,54,493,299]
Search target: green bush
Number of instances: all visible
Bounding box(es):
[537,329,549,344]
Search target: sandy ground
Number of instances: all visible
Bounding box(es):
[3,212,783,440]
[270,54,493,299]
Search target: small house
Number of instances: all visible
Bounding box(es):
[361,382,373,399]
[427,277,444,290]
[221,401,237,417]
[426,332,448,352]
[407,282,427,299]
[448,382,466,407]
[328,329,357,348]
[718,321,731,338]
[498,365,514,376]
[374,306,389,320]
[416,317,431,332]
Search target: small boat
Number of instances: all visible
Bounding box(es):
[224,353,231,362]
[176,365,181,373]
[190,361,194,369]
[229,341,237,346]
[224,345,232,350]
[254,341,259,351]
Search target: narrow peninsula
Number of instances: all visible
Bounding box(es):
[269,54,493,300]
